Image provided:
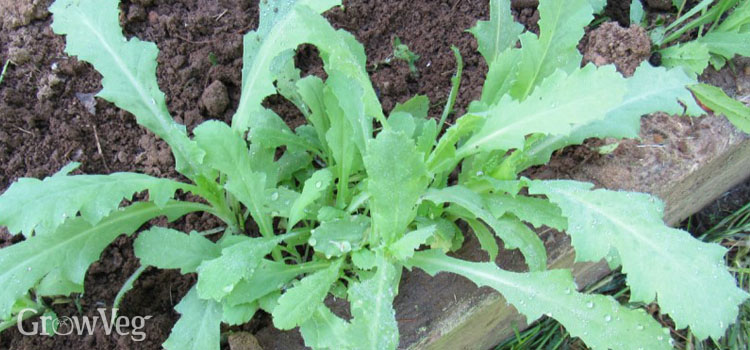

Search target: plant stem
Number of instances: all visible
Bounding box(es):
[438,46,464,133]
[0,61,9,85]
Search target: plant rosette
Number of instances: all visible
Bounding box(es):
[0,0,747,349]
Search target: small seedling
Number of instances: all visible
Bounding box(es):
[393,36,420,77]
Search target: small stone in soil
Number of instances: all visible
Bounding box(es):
[228,332,264,350]
[200,80,230,117]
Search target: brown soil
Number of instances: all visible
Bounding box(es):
[0,0,742,350]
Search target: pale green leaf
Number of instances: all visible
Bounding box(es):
[289,169,333,228]
[588,0,606,12]
[480,49,521,106]
[422,186,547,271]
[365,130,430,244]
[271,49,305,110]
[196,236,281,301]
[222,301,258,326]
[690,83,750,133]
[364,130,429,243]
[134,227,220,274]
[52,162,80,176]
[297,76,329,151]
[163,287,222,350]
[716,0,750,33]
[272,259,343,330]
[226,260,328,306]
[709,54,728,71]
[387,112,417,138]
[317,206,348,222]
[427,114,483,174]
[264,187,301,218]
[352,249,377,270]
[520,63,703,169]
[233,1,384,132]
[416,118,439,157]
[630,0,645,24]
[248,143,280,187]
[348,257,400,350]
[483,193,567,230]
[49,0,203,177]
[193,121,273,237]
[511,0,593,99]
[36,268,83,297]
[0,201,204,319]
[459,65,626,157]
[389,225,437,261]
[392,95,430,119]
[233,0,340,131]
[327,72,373,155]
[310,216,370,258]
[113,265,148,312]
[277,150,314,183]
[468,0,523,67]
[698,30,750,60]
[324,83,363,207]
[409,250,673,350]
[527,179,750,339]
[256,292,281,314]
[248,108,321,153]
[464,218,499,261]
[300,305,354,350]
[0,172,185,237]
[416,216,463,252]
[660,41,711,75]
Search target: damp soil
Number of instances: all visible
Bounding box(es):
[0,0,747,349]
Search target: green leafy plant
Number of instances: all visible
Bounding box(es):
[393,36,421,77]
[0,0,747,349]
[649,0,750,132]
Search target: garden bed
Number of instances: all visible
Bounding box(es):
[0,0,749,349]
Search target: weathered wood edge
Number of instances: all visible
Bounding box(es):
[406,120,750,350]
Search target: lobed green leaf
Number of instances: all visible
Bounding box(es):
[469,0,523,67]
[409,250,673,350]
[194,121,273,237]
[163,287,223,350]
[0,171,185,237]
[196,236,281,302]
[289,169,334,228]
[0,201,204,319]
[49,0,204,177]
[527,179,750,339]
[134,227,220,274]
[422,186,547,271]
[459,65,626,157]
[519,63,703,169]
[690,83,750,133]
[365,130,430,244]
[272,259,343,330]
[348,257,400,350]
